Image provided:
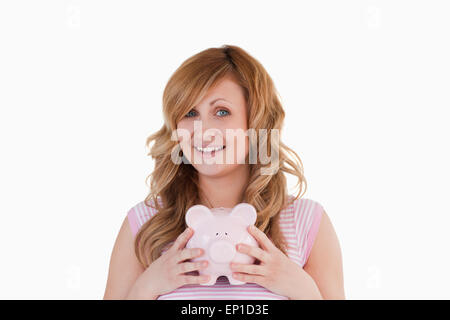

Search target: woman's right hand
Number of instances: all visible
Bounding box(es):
[127,227,210,299]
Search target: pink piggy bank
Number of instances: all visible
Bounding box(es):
[185,203,260,285]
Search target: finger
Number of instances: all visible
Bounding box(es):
[248,225,277,252]
[179,274,211,286]
[177,247,204,263]
[232,272,265,286]
[237,244,270,263]
[230,262,266,276]
[172,227,194,251]
[176,260,209,274]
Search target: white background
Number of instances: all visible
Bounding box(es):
[0,0,449,299]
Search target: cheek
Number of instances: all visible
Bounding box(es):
[176,123,193,148]
[222,117,248,141]
[224,129,249,163]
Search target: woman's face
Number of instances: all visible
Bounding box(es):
[176,74,249,177]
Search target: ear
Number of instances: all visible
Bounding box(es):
[185,205,213,229]
[229,203,257,226]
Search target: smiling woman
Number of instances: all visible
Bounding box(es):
[103,44,344,300]
[176,73,249,170]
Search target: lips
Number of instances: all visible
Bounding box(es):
[193,145,226,159]
[194,145,225,153]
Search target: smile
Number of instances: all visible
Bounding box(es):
[194,145,225,154]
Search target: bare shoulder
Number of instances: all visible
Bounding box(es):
[303,208,346,299]
[103,216,145,299]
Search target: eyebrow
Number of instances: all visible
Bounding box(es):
[194,98,231,108]
[210,98,230,105]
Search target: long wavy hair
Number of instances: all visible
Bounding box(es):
[134,45,307,268]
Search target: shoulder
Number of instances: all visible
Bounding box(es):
[126,196,162,237]
[104,209,148,299]
[302,204,345,299]
[285,195,325,228]
[282,195,325,262]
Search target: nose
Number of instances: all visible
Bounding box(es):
[209,240,236,263]
[193,121,223,146]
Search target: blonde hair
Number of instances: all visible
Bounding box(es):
[134,45,307,268]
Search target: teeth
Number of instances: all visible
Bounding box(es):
[194,145,225,153]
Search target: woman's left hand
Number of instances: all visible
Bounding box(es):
[230,225,322,300]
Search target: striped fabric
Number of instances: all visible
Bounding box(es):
[127,195,324,300]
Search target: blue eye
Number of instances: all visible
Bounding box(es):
[185,110,196,118]
[217,109,229,117]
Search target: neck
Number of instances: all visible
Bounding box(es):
[198,165,250,209]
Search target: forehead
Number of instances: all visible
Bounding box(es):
[195,75,246,107]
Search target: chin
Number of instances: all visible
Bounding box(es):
[194,160,248,177]
[193,164,230,177]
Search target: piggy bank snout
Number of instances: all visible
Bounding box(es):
[209,240,236,263]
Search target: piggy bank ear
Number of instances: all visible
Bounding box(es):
[185,205,213,229]
[230,203,257,226]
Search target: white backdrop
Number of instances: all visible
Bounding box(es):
[0,0,449,299]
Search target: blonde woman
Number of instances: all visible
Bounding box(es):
[104,45,345,300]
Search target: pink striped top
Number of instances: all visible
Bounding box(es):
[127,195,324,300]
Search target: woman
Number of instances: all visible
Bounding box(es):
[104,45,345,300]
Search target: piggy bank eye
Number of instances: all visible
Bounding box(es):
[225,232,228,235]
[216,232,218,236]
